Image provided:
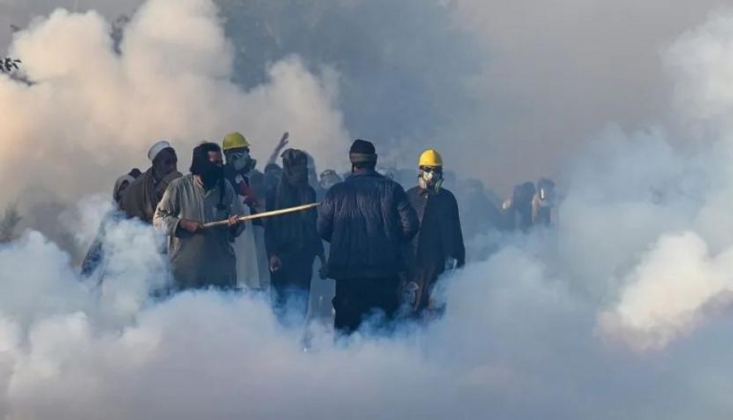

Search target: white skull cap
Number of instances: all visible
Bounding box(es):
[148,140,173,162]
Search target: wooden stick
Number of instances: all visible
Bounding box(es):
[202,202,321,229]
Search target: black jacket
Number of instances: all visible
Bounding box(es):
[265,181,323,259]
[318,169,419,279]
[406,187,466,273]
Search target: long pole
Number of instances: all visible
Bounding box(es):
[202,202,321,229]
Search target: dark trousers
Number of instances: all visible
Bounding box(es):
[333,275,401,335]
[271,251,315,323]
[409,265,441,314]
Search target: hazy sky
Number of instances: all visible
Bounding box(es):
[2,0,731,198]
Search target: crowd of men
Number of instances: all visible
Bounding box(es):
[82,133,556,335]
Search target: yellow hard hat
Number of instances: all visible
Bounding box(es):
[222,132,250,151]
[419,149,443,167]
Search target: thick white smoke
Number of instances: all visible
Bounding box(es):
[0,0,348,209]
[2,1,733,419]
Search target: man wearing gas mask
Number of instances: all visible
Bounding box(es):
[222,132,261,211]
[222,132,269,291]
[404,149,465,316]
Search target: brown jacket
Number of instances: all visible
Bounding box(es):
[121,167,181,223]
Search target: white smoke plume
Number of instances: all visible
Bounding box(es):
[0,0,348,210]
[1,1,733,419]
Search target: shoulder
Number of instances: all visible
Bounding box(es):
[385,178,407,194]
[439,187,456,197]
[406,186,420,195]
[438,188,458,203]
[223,178,238,195]
[125,171,147,192]
[169,174,191,189]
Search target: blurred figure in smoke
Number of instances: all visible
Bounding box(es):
[266,149,325,322]
[318,169,342,198]
[154,142,245,291]
[318,139,419,335]
[377,166,395,181]
[459,178,503,236]
[311,168,343,321]
[532,178,557,226]
[222,132,268,291]
[81,170,141,278]
[264,163,283,193]
[404,149,465,316]
[502,182,536,232]
[121,140,182,224]
[304,152,320,191]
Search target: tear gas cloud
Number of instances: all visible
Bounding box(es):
[0,0,348,211]
[2,0,733,419]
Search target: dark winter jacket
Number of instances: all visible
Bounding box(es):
[406,187,466,273]
[318,169,419,279]
[265,180,323,259]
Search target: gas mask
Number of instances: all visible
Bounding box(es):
[419,167,443,192]
[228,151,252,172]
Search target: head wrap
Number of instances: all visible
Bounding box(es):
[148,140,173,162]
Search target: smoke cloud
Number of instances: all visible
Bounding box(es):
[0,0,348,210]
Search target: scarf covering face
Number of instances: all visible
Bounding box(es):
[192,156,225,189]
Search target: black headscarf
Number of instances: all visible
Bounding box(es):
[191,142,225,190]
[267,149,318,253]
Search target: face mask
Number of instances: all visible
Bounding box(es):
[285,164,309,186]
[200,161,224,188]
[229,151,251,172]
[419,168,443,192]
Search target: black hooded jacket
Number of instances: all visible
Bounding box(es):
[406,187,466,273]
[318,169,419,279]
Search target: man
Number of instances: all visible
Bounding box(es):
[316,169,342,201]
[154,142,245,291]
[502,181,536,231]
[318,139,419,334]
[121,140,181,224]
[222,132,261,211]
[264,163,283,191]
[81,170,142,278]
[532,178,557,226]
[222,132,269,291]
[405,149,466,316]
[266,149,325,320]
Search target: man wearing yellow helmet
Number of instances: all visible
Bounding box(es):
[222,132,259,208]
[222,132,270,291]
[405,149,465,316]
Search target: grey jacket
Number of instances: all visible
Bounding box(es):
[154,174,246,290]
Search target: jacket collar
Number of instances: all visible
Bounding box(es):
[348,168,380,178]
